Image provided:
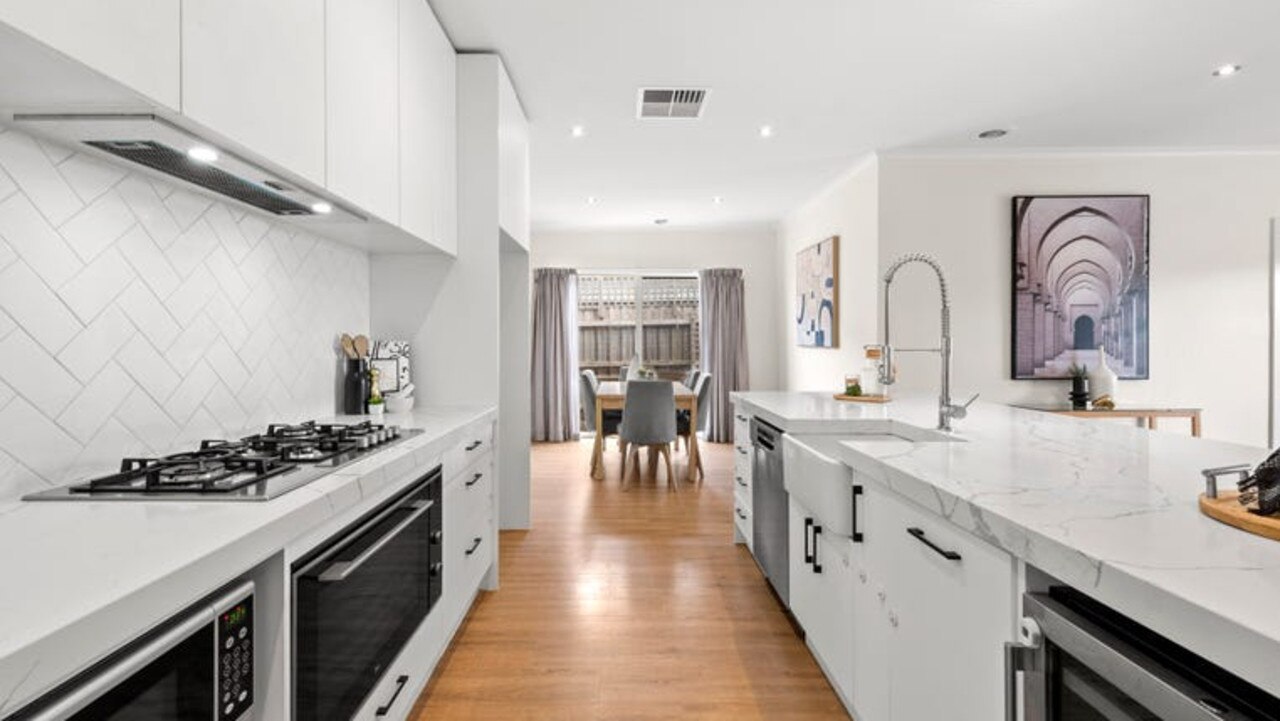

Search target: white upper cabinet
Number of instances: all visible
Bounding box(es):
[181,0,326,185]
[326,0,400,224]
[0,0,179,109]
[497,63,529,249]
[399,0,456,254]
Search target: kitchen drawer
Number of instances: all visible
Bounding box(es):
[444,421,494,480]
[733,410,751,448]
[733,468,751,509]
[733,500,752,546]
[734,452,752,491]
[732,442,752,472]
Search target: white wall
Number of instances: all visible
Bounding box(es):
[777,156,879,391]
[876,152,1280,446]
[0,126,370,502]
[531,225,781,391]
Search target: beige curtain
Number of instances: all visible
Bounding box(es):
[699,269,749,442]
[531,268,579,441]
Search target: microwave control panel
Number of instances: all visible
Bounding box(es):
[217,595,253,721]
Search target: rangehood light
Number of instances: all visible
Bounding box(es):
[187,146,219,163]
[310,202,333,215]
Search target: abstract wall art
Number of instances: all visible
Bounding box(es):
[796,235,839,348]
[1012,195,1149,380]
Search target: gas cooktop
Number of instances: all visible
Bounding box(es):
[25,420,422,502]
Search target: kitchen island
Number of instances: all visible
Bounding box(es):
[731,391,1280,719]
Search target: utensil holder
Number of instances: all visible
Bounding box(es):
[343,359,369,414]
[1069,377,1090,410]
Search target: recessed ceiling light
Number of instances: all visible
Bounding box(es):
[977,129,1009,140]
[571,124,586,138]
[1212,64,1242,77]
[712,196,724,205]
[586,196,599,206]
[187,146,219,163]
[758,125,774,139]
[654,218,669,225]
[310,202,332,214]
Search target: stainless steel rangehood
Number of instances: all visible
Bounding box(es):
[12,112,362,222]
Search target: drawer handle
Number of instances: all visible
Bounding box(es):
[735,507,748,520]
[466,473,482,487]
[430,530,442,545]
[735,476,747,487]
[465,440,483,451]
[811,524,823,574]
[735,414,748,422]
[804,518,815,564]
[317,500,434,583]
[429,562,442,577]
[736,447,749,456]
[465,537,483,556]
[907,527,962,561]
[375,674,410,716]
[851,485,864,543]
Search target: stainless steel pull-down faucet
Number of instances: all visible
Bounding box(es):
[874,253,977,432]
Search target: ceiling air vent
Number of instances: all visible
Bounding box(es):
[637,88,709,119]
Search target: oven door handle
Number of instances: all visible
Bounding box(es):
[317,500,434,583]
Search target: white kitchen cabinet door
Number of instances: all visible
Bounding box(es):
[789,497,856,709]
[398,0,456,253]
[878,488,1016,721]
[850,482,891,721]
[788,497,819,632]
[327,0,400,223]
[182,0,326,184]
[0,0,179,108]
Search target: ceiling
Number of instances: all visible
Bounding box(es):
[429,0,1280,232]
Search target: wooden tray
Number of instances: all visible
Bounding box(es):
[1199,491,1280,542]
[833,394,891,404]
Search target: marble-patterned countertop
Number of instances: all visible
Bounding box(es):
[0,405,494,716]
[732,391,1280,696]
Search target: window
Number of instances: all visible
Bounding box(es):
[578,273,700,381]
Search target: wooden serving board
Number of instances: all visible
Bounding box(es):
[833,394,892,404]
[1199,491,1280,542]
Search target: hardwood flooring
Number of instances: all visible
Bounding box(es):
[412,439,848,720]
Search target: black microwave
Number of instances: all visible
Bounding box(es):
[10,581,254,720]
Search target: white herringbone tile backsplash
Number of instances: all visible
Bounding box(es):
[0,126,371,502]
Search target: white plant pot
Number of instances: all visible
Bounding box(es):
[368,403,385,420]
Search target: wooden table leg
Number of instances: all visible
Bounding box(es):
[686,400,700,482]
[1148,415,1159,432]
[591,398,605,480]
[1191,412,1202,438]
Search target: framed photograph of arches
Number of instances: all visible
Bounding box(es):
[796,235,840,347]
[1012,195,1149,380]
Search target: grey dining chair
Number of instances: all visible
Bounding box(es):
[682,368,700,389]
[618,366,629,382]
[618,380,678,489]
[677,373,712,480]
[580,369,621,441]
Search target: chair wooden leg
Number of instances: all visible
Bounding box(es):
[620,443,629,486]
[697,451,704,481]
[660,444,676,490]
[646,446,658,479]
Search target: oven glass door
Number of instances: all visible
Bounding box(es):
[293,476,438,720]
[67,627,214,720]
[1051,644,1160,720]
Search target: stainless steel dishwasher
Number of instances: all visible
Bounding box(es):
[751,417,788,607]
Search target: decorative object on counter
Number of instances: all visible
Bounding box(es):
[1089,344,1120,404]
[860,346,884,396]
[343,358,370,414]
[1067,363,1090,410]
[796,235,839,348]
[368,368,381,420]
[385,382,415,414]
[340,333,358,359]
[844,374,862,397]
[1199,457,1280,541]
[372,339,412,393]
[1011,195,1149,380]
[1091,394,1116,410]
[353,334,371,360]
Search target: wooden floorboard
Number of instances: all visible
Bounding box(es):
[411,438,848,720]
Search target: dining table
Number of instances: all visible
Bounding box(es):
[591,380,700,481]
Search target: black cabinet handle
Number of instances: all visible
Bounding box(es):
[430,530,442,544]
[375,674,410,716]
[907,527,962,561]
[465,537,483,555]
[735,476,747,487]
[736,447,749,456]
[851,485,864,543]
[465,440,482,451]
[803,518,814,564]
[735,507,747,520]
[466,473,482,487]
[429,562,442,577]
[812,524,823,573]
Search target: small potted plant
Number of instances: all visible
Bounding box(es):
[1067,363,1090,410]
[367,367,385,419]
